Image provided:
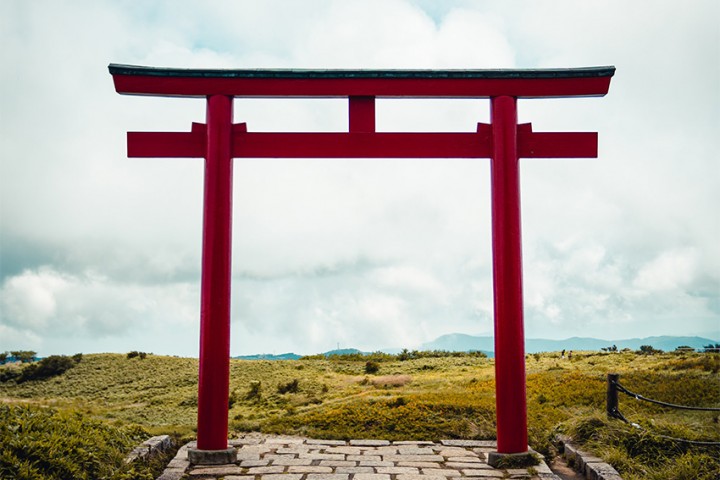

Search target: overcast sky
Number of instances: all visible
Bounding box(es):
[1,0,718,357]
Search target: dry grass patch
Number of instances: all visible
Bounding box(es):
[370,374,412,388]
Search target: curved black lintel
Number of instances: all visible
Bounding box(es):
[108,63,615,80]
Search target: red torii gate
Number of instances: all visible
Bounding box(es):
[109,64,613,464]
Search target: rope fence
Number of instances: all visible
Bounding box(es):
[606,373,720,446]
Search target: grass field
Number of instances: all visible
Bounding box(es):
[1,350,719,479]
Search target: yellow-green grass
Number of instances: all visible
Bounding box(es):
[0,403,158,480]
[1,350,718,479]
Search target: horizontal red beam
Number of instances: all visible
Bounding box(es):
[520,132,597,158]
[128,132,202,158]
[110,65,614,99]
[235,132,493,158]
[127,131,596,159]
[114,76,612,99]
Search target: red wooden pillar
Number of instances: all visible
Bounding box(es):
[196,94,234,451]
[490,95,528,454]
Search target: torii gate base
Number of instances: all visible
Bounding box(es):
[110,64,613,465]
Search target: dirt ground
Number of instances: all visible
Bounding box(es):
[549,456,585,480]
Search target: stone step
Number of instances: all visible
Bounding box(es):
[157,434,563,480]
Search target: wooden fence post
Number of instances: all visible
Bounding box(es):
[607,373,619,419]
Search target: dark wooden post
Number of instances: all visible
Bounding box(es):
[607,373,619,419]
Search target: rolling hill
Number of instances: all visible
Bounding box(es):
[420,333,717,354]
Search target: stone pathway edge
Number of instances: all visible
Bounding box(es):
[156,433,566,480]
[554,435,623,480]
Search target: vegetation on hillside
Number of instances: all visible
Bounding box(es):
[0,350,38,364]
[0,404,160,480]
[0,349,718,479]
[0,354,82,383]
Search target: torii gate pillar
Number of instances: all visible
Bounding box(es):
[195,94,234,457]
[110,64,613,465]
[490,95,528,455]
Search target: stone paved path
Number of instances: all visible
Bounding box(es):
[158,434,561,480]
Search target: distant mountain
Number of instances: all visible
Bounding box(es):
[422,333,495,352]
[233,335,717,360]
[233,348,365,361]
[422,334,719,354]
[323,348,364,357]
[233,352,302,360]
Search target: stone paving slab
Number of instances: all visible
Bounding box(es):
[158,434,562,480]
[556,435,622,480]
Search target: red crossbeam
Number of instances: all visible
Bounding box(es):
[128,129,596,159]
[113,75,611,99]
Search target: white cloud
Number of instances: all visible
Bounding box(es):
[0,268,68,332]
[633,248,699,292]
[0,267,201,355]
[372,265,447,301]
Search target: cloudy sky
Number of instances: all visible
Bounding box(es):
[1,0,718,357]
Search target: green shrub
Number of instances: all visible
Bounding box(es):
[228,389,239,409]
[126,351,148,360]
[638,345,663,355]
[10,351,37,363]
[246,380,262,400]
[307,349,488,363]
[364,361,380,374]
[0,367,21,383]
[394,349,487,361]
[18,355,76,383]
[277,379,299,394]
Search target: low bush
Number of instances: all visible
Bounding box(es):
[10,351,37,363]
[637,345,663,355]
[18,355,76,382]
[364,361,380,374]
[277,379,299,394]
[397,349,487,361]
[228,389,239,409]
[0,404,155,480]
[246,380,262,400]
[0,366,21,383]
